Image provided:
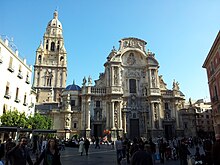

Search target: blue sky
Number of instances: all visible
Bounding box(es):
[1,0,220,101]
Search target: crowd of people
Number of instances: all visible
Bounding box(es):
[113,134,220,165]
[0,133,219,165]
[0,136,62,165]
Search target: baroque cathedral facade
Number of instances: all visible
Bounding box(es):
[33,11,189,140]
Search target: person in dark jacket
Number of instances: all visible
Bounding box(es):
[0,140,4,161]
[5,138,16,165]
[179,139,191,165]
[84,138,90,156]
[34,138,61,165]
[7,137,33,165]
[131,143,153,165]
[212,134,220,165]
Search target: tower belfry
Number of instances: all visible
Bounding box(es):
[33,10,67,103]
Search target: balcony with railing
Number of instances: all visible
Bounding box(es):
[91,87,106,95]
[4,92,11,99]
[149,88,161,96]
[14,98,20,103]
[17,72,23,79]
[8,66,15,72]
[25,77,30,84]
[161,90,173,97]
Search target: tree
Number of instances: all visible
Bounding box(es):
[27,113,52,129]
[0,111,52,130]
[0,110,28,128]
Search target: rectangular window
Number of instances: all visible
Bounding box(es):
[17,65,23,79]
[165,103,169,109]
[71,100,75,106]
[96,101,100,107]
[15,87,20,102]
[8,57,14,72]
[129,79,136,93]
[4,82,11,99]
[25,72,30,84]
[23,93,27,106]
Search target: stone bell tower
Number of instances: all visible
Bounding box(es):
[33,10,67,103]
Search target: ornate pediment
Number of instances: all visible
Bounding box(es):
[119,38,146,52]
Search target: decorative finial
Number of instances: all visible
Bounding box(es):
[73,80,75,85]
[112,46,116,52]
[54,10,58,19]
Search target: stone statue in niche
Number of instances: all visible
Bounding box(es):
[152,77,156,88]
[114,67,119,85]
[96,111,100,121]
[65,115,71,127]
[67,94,70,105]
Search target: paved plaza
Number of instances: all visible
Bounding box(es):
[59,144,183,165]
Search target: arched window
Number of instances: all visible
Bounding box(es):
[57,41,60,50]
[129,79,136,93]
[38,55,42,63]
[60,56,64,61]
[51,42,55,51]
[46,40,49,50]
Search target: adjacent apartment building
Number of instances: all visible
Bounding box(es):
[203,31,220,134]
[0,35,34,116]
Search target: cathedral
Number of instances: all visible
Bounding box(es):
[33,11,189,141]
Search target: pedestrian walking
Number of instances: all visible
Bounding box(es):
[158,138,166,163]
[95,137,100,149]
[34,138,61,165]
[84,138,90,156]
[115,136,123,165]
[78,139,84,156]
[7,137,33,165]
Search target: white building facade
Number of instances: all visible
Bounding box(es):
[0,36,33,116]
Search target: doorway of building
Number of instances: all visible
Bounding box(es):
[94,124,102,137]
[164,124,173,140]
[130,119,139,139]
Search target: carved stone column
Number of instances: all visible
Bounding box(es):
[175,103,180,129]
[151,103,155,129]
[111,101,115,129]
[119,101,123,129]
[86,100,91,130]
[158,103,163,129]
[62,69,65,87]
[106,102,110,129]
[123,111,127,134]
[144,112,148,133]
[81,100,86,130]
